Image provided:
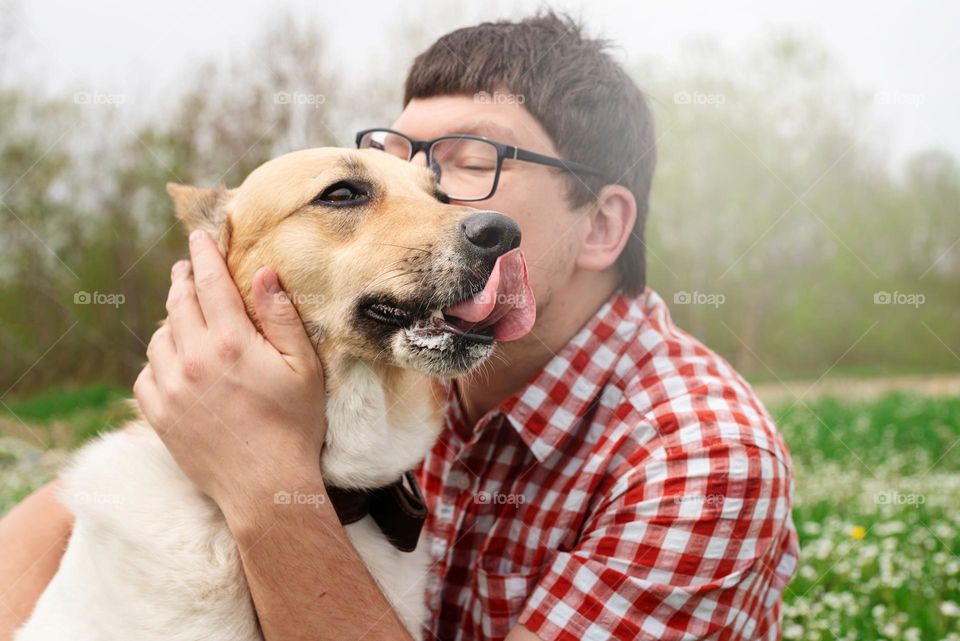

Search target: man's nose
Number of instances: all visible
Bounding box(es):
[460,211,521,267]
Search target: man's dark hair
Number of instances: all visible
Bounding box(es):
[404,11,656,293]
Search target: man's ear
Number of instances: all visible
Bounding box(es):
[576,184,637,274]
[166,183,233,253]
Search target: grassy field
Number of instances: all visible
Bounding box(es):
[776,393,960,640]
[1,386,959,639]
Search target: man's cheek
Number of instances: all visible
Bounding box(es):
[530,232,578,302]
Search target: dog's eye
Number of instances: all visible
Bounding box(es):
[312,181,370,206]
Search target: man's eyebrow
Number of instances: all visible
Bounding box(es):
[452,120,517,144]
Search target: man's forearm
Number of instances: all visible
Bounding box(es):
[221,472,416,641]
[0,481,72,641]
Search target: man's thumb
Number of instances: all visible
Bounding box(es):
[251,267,315,361]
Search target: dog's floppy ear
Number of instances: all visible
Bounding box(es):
[166,183,233,252]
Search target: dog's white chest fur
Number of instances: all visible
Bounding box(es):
[16,360,440,641]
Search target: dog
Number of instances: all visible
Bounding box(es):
[15,148,536,640]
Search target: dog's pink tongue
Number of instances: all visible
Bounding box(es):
[443,248,536,341]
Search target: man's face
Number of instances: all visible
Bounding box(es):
[390,95,588,322]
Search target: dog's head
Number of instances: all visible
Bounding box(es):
[167,148,535,378]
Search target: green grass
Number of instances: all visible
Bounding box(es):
[0,384,133,447]
[774,392,960,473]
[772,394,960,640]
[1,384,127,423]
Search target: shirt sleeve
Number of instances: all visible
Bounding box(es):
[516,433,795,641]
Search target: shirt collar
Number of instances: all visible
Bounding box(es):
[487,288,655,462]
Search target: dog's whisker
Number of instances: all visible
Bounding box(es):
[367,267,409,288]
[375,243,434,256]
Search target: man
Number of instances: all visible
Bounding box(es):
[0,12,799,641]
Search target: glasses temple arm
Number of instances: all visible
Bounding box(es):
[511,147,609,179]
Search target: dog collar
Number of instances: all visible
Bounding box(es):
[325,471,428,553]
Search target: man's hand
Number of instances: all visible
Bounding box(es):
[134,229,327,512]
[132,230,415,641]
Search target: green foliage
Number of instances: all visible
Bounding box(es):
[640,35,960,378]
[0,16,347,396]
[0,28,957,394]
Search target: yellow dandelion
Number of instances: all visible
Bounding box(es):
[850,525,866,540]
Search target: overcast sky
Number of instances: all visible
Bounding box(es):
[11,0,959,167]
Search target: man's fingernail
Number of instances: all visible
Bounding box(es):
[262,269,281,295]
[171,260,189,278]
[189,229,204,246]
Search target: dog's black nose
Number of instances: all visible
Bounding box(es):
[460,211,521,263]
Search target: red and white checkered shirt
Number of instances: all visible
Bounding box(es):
[414,288,799,641]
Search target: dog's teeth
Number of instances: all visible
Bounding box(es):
[431,309,444,320]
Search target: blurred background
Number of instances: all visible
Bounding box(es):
[0,1,958,639]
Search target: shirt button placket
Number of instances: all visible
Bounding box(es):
[430,467,474,577]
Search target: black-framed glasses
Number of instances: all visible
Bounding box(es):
[355,128,609,202]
